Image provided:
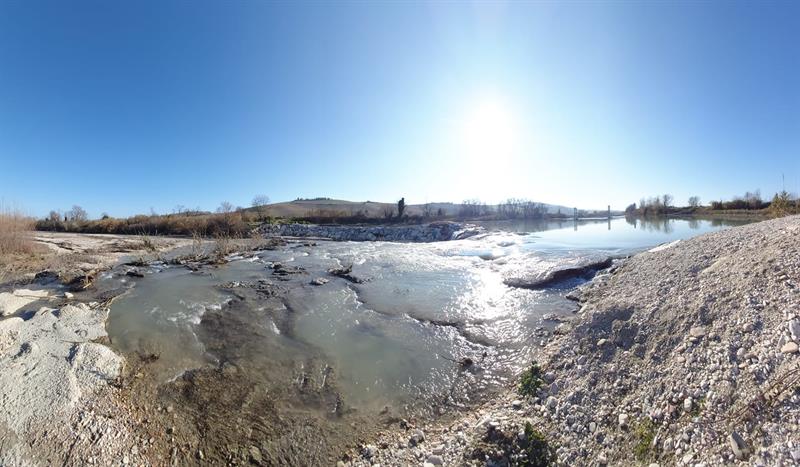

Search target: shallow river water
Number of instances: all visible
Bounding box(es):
[104,217,748,418]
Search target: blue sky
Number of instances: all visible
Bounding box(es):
[1,1,798,217]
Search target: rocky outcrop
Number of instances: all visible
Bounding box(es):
[503,256,614,289]
[258,221,482,243]
[0,303,124,465]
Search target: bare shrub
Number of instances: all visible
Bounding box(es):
[0,205,35,255]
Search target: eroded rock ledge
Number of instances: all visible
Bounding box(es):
[258,221,482,242]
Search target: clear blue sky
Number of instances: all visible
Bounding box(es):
[1,1,798,217]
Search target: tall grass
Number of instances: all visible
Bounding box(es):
[0,205,35,255]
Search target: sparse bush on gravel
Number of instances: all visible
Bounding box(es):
[633,418,656,461]
[521,422,556,467]
[518,362,544,397]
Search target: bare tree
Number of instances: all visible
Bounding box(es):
[48,210,61,222]
[217,201,234,214]
[422,203,434,218]
[688,196,700,208]
[66,205,88,222]
[397,198,406,219]
[252,195,270,207]
[661,194,673,209]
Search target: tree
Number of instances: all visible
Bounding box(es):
[397,198,406,218]
[252,195,270,207]
[661,194,673,209]
[217,201,234,214]
[66,205,88,222]
[422,203,433,218]
[48,210,61,222]
[688,196,700,208]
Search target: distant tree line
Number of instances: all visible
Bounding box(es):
[626,188,800,218]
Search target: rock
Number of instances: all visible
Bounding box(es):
[683,397,693,412]
[363,444,377,458]
[545,396,558,410]
[789,319,800,341]
[511,400,522,409]
[310,277,329,286]
[431,444,444,455]
[409,429,425,446]
[618,413,629,428]
[689,326,706,338]
[0,289,48,317]
[729,431,749,460]
[64,292,74,300]
[780,342,799,354]
[504,256,613,289]
[125,269,144,278]
[426,455,443,465]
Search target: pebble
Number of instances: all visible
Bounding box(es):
[781,342,799,354]
[729,431,749,460]
[690,326,706,338]
[683,397,693,412]
[426,455,443,465]
[409,429,425,446]
[618,413,629,428]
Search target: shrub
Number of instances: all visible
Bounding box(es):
[518,362,544,397]
[633,418,656,461]
[521,422,556,467]
[0,206,35,255]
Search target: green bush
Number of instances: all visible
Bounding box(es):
[633,418,656,461]
[521,422,556,467]
[518,362,544,397]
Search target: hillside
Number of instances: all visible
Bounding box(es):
[250,198,579,219]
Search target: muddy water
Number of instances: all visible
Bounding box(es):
[99,217,748,463]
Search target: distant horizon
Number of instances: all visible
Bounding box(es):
[2,2,799,218]
[5,189,792,220]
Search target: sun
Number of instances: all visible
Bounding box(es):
[456,96,520,166]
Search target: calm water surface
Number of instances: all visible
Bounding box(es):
[105,217,749,414]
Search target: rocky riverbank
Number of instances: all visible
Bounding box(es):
[344,215,800,466]
[258,221,483,242]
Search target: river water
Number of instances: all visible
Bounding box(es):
[104,217,749,419]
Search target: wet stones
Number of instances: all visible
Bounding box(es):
[310,277,329,286]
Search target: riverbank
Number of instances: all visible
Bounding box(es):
[348,215,800,466]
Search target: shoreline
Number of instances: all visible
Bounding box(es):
[348,214,800,466]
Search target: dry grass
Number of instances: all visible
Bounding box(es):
[0,206,36,255]
[0,205,45,284]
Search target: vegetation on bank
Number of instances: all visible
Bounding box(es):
[518,361,545,398]
[625,189,800,219]
[0,206,36,256]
